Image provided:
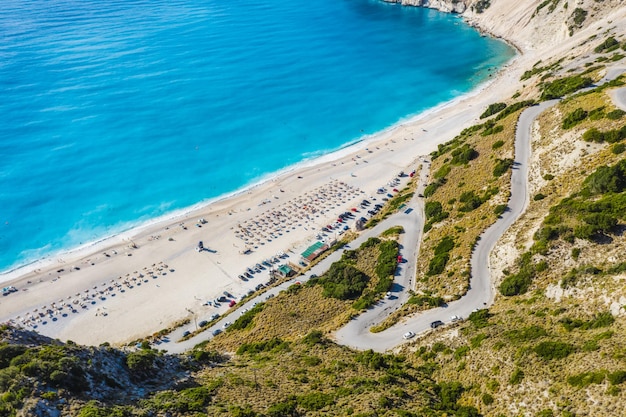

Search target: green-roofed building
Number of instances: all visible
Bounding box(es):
[277,264,294,278]
[300,241,329,264]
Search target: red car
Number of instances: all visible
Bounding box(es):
[229,300,236,307]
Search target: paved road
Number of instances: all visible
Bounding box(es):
[159,68,625,355]
[157,159,430,354]
[610,87,626,111]
[334,100,559,351]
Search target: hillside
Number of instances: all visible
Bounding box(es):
[2,1,626,416]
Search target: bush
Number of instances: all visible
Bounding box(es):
[480,102,507,119]
[567,371,606,387]
[481,124,504,136]
[594,36,620,53]
[493,158,513,177]
[534,341,575,359]
[126,350,157,375]
[408,294,444,307]
[426,236,455,276]
[459,191,482,212]
[608,370,626,385]
[499,272,532,296]
[540,75,593,100]
[317,262,370,300]
[492,140,505,149]
[297,392,334,411]
[229,303,264,331]
[562,107,588,129]
[494,204,507,216]
[509,368,524,384]
[494,100,535,121]
[451,144,479,165]
[533,193,546,201]
[612,143,625,154]
[473,0,491,13]
[266,400,298,417]
[607,109,626,120]
[468,309,492,328]
[425,201,443,219]
[482,393,494,405]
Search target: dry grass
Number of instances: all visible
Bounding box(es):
[415,105,520,299]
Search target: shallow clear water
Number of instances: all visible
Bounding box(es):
[0,0,514,272]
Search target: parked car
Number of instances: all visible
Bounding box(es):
[223,322,231,328]
[403,331,416,340]
[450,315,462,322]
[212,329,222,336]
[198,320,209,327]
[182,330,191,337]
[430,320,444,329]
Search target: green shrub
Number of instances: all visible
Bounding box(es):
[468,309,492,328]
[608,370,626,385]
[425,201,444,220]
[481,124,504,136]
[408,294,444,307]
[494,204,507,216]
[509,368,524,384]
[540,75,593,100]
[229,303,265,331]
[459,191,482,212]
[451,144,479,165]
[607,109,626,120]
[434,164,451,179]
[427,236,455,276]
[534,341,575,359]
[266,400,298,417]
[126,350,157,375]
[480,102,507,119]
[567,371,606,387]
[569,8,588,33]
[473,0,491,13]
[499,271,532,296]
[317,262,370,300]
[494,100,535,121]
[594,36,620,53]
[505,325,548,343]
[297,392,334,411]
[492,140,505,149]
[562,107,588,129]
[493,158,513,177]
[612,143,625,154]
[534,193,546,201]
[482,393,494,405]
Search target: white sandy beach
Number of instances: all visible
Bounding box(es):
[11,0,619,345]
[0,53,527,346]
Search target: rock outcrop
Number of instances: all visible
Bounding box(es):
[384,0,467,14]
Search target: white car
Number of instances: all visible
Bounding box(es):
[451,315,462,322]
[223,322,231,328]
[403,331,416,340]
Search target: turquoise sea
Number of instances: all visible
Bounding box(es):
[0,0,514,273]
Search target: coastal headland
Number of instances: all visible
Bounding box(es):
[1,0,625,347]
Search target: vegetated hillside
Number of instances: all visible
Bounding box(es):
[2,5,626,417]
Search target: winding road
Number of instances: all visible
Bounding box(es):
[159,68,625,355]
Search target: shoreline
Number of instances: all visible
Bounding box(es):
[0,53,515,284]
[0,32,532,346]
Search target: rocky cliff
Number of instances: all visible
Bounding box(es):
[384,0,467,14]
[385,0,626,54]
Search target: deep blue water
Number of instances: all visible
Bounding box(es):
[0,0,514,273]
